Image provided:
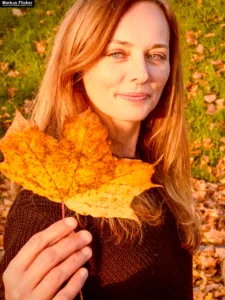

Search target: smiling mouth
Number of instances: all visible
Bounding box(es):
[118,93,149,101]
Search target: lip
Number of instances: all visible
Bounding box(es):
[118,92,149,102]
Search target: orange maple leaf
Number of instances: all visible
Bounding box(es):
[0,108,157,221]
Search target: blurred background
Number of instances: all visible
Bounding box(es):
[0,0,224,299]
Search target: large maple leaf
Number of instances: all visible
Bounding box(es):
[0,107,157,222]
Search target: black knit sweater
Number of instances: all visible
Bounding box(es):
[0,189,193,300]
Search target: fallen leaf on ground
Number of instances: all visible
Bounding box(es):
[206,104,217,114]
[191,54,205,63]
[7,87,18,98]
[210,47,216,53]
[185,30,201,45]
[0,108,157,221]
[0,62,9,72]
[221,137,225,144]
[34,40,46,54]
[204,94,217,103]
[204,33,216,38]
[12,8,24,17]
[193,71,203,79]
[209,123,215,131]
[7,70,19,77]
[210,60,224,68]
[215,99,224,110]
[46,10,54,16]
[196,44,204,54]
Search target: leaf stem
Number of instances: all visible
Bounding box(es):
[80,290,84,300]
[61,201,65,219]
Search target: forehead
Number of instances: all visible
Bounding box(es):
[111,2,170,45]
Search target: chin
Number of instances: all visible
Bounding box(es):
[118,114,148,122]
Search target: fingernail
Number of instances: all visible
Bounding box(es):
[64,217,76,227]
[80,231,92,243]
[80,268,88,278]
[81,247,92,257]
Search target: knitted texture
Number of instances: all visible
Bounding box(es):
[0,190,193,300]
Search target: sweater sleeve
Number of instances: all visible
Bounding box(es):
[0,190,78,299]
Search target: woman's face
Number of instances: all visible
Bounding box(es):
[83,1,170,123]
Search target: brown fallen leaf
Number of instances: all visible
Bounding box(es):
[203,138,214,150]
[203,228,225,245]
[216,248,225,260]
[12,8,24,17]
[216,66,225,75]
[221,137,225,144]
[7,70,19,77]
[204,33,216,38]
[221,259,225,283]
[185,30,200,45]
[214,286,225,298]
[193,290,205,300]
[210,47,216,53]
[40,20,47,24]
[34,40,46,54]
[0,108,157,221]
[7,87,18,98]
[46,10,54,16]
[204,94,217,103]
[0,62,9,72]
[191,54,205,63]
[210,60,224,68]
[209,123,215,131]
[196,44,204,54]
[206,103,217,114]
[192,71,203,79]
[215,99,224,110]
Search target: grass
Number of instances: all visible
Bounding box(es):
[0,0,69,123]
[0,0,224,182]
[171,0,225,182]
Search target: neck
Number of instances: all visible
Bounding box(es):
[110,121,140,158]
[95,109,141,159]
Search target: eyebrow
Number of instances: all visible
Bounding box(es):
[110,40,169,49]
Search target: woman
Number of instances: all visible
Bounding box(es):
[0,0,201,299]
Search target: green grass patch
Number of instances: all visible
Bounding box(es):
[0,0,224,182]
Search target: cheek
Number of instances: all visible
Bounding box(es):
[99,64,124,89]
[150,66,170,100]
[83,65,124,106]
[87,64,124,91]
[156,65,170,89]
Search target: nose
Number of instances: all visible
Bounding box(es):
[128,55,151,84]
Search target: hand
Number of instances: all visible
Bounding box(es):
[3,217,92,300]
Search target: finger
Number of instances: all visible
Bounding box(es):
[32,247,92,300]
[24,230,92,290]
[6,218,77,275]
[52,268,89,300]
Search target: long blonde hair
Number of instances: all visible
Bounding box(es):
[14,0,201,252]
